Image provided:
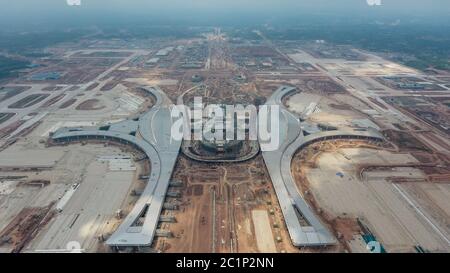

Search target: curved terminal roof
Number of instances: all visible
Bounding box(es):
[51,85,384,248]
[260,86,384,246]
[52,86,182,247]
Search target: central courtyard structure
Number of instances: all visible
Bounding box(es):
[50,85,384,248]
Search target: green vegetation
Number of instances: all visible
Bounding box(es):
[0,30,88,80]
[98,26,205,39]
[0,56,30,79]
[22,52,52,58]
[0,30,88,53]
[227,28,262,41]
[406,56,450,71]
[264,24,450,72]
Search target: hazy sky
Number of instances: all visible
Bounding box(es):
[1,0,449,30]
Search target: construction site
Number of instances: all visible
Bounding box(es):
[0,29,449,254]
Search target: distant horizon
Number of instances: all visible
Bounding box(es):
[0,0,449,31]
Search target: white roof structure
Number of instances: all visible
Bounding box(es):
[260,86,384,246]
[52,85,384,248]
[52,86,181,247]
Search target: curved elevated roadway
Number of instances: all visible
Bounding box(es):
[51,86,181,247]
[261,86,384,246]
[51,84,384,249]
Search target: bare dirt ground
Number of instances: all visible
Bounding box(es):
[292,142,450,252]
[158,155,300,253]
[0,134,145,253]
[252,210,277,252]
[59,99,77,109]
[75,99,106,111]
[2,33,449,254]
[0,203,55,253]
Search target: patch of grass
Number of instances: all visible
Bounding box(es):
[0,56,30,79]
